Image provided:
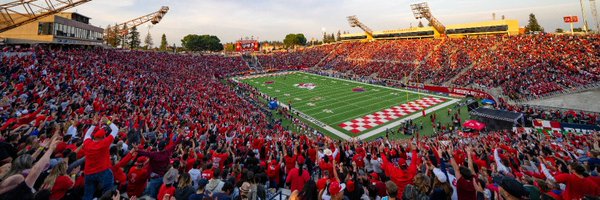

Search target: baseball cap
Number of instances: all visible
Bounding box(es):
[346,180,355,192]
[370,172,379,180]
[329,181,346,196]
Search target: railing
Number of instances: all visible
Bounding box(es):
[515,82,600,104]
[519,104,600,114]
[268,189,291,200]
[0,51,34,58]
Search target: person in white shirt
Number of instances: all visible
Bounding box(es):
[188,161,202,190]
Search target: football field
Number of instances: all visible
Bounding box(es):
[236,72,461,140]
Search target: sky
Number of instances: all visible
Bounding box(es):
[69,0,598,45]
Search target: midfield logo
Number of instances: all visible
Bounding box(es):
[294,83,316,90]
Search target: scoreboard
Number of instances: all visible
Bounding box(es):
[236,40,259,52]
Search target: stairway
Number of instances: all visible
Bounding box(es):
[443,62,476,86]
[312,44,339,69]
[408,38,445,81]
[242,54,263,71]
[442,42,500,86]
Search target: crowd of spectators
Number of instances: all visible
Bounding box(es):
[257,44,337,70]
[452,34,600,99]
[0,36,599,200]
[410,38,494,85]
[497,100,599,125]
[256,34,600,100]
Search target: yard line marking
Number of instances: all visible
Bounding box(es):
[278,101,351,140]
[297,71,456,101]
[300,89,396,112]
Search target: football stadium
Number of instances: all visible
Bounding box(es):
[1,1,600,200]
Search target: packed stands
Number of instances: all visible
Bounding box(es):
[257,44,337,70]
[1,34,599,200]
[452,34,600,99]
[258,34,600,100]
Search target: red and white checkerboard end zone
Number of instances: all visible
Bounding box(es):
[339,97,446,134]
[533,119,562,135]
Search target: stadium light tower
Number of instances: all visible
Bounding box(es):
[590,0,600,32]
[0,0,92,33]
[580,0,589,33]
[411,2,446,36]
[111,6,169,36]
[346,15,374,41]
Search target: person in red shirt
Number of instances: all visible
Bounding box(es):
[449,145,477,200]
[316,170,330,192]
[370,172,387,198]
[202,163,214,180]
[41,161,76,200]
[158,168,178,200]
[352,152,365,168]
[81,117,119,200]
[286,156,310,192]
[380,143,420,198]
[266,157,281,189]
[284,149,297,173]
[552,163,600,199]
[127,156,150,198]
[211,148,229,170]
[319,156,334,177]
[112,148,135,190]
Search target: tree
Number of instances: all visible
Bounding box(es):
[323,32,328,43]
[105,24,121,47]
[160,34,168,51]
[525,13,544,33]
[336,30,341,41]
[128,26,141,49]
[418,21,424,28]
[144,31,154,49]
[112,24,122,47]
[180,34,224,52]
[104,25,115,47]
[224,42,236,52]
[283,33,307,48]
[104,25,110,43]
[555,28,564,33]
[121,24,130,48]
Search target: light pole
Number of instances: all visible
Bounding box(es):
[580,0,589,33]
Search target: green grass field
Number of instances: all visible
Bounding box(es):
[237,72,466,140]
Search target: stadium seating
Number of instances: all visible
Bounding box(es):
[258,34,600,100]
[1,36,599,200]
[257,44,337,70]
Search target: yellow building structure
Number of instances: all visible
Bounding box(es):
[0,12,103,45]
[341,20,520,41]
